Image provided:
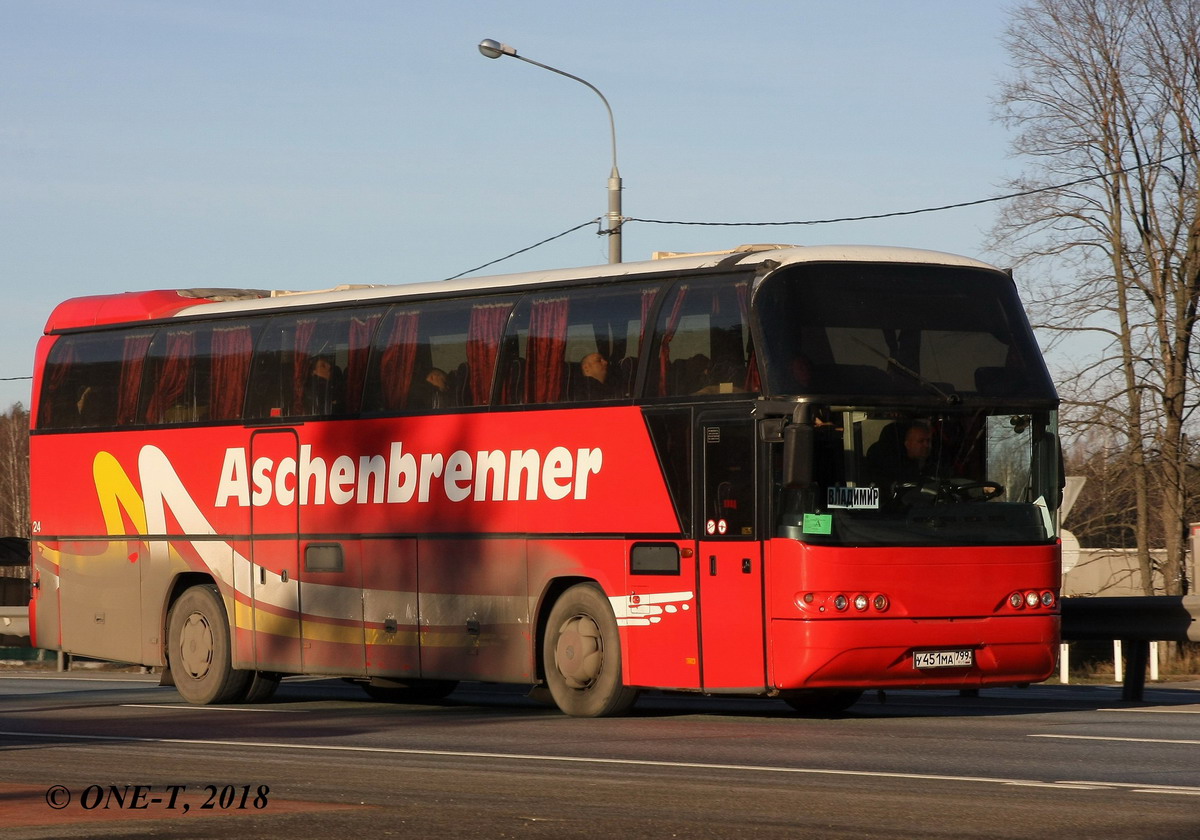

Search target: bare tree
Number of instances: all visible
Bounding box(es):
[0,403,30,538]
[994,0,1200,596]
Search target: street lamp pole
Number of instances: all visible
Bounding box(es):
[478,39,623,264]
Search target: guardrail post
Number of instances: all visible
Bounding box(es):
[1121,639,1149,702]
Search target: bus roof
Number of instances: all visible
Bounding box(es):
[43,244,1000,333]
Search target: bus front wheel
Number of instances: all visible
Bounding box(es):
[167,584,252,705]
[542,583,638,717]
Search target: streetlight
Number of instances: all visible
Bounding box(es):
[478,38,623,264]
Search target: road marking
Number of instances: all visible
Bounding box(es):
[2,729,1199,796]
[1030,733,1200,746]
[1055,780,1200,796]
[120,704,306,713]
[0,675,158,684]
[1098,707,1200,714]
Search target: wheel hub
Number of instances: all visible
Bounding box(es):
[555,614,603,689]
[177,611,214,679]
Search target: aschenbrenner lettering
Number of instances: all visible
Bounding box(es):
[215,443,603,508]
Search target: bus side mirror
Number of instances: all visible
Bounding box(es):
[782,422,813,489]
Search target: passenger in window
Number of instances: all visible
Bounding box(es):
[304,355,344,415]
[577,352,621,400]
[410,367,452,409]
[76,385,115,426]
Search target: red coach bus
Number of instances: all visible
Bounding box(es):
[28,244,1061,716]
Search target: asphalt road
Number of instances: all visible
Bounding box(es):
[2,670,1199,839]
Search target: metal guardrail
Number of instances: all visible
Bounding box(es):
[0,606,29,639]
[1061,595,1200,700]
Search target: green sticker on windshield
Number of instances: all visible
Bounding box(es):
[802,513,832,535]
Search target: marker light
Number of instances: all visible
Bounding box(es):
[796,591,892,614]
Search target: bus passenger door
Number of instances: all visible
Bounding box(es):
[696,414,766,691]
[248,429,302,673]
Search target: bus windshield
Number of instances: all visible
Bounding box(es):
[776,408,1061,547]
[755,262,1055,402]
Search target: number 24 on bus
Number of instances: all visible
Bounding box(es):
[28,244,1062,716]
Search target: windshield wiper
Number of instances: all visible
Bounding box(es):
[851,338,961,405]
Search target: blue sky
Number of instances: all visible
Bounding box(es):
[1,0,1024,410]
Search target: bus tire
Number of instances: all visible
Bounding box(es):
[242,671,282,703]
[543,583,638,717]
[166,584,252,705]
[780,689,863,715]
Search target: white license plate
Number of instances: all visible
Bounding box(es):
[913,649,974,669]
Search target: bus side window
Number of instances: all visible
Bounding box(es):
[208,321,260,421]
[363,297,512,413]
[647,276,753,399]
[364,307,423,413]
[499,282,658,406]
[141,327,208,425]
[39,331,148,429]
[498,295,570,406]
[244,319,291,419]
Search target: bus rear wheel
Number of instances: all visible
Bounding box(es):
[543,583,638,717]
[243,671,281,703]
[167,584,252,705]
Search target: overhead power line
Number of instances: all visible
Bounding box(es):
[442,218,602,282]
[450,150,1193,276]
[630,150,1193,228]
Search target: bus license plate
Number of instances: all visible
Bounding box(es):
[913,649,973,669]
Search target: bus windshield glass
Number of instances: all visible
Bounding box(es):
[755,262,1055,402]
[776,408,1060,547]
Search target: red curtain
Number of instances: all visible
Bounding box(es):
[210,325,254,420]
[467,303,510,405]
[379,310,420,411]
[525,297,569,403]
[145,330,195,423]
[344,312,382,412]
[657,285,689,396]
[117,332,152,425]
[40,340,77,427]
[290,318,318,415]
[639,287,658,354]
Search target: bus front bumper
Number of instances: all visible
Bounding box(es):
[770,615,1060,690]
